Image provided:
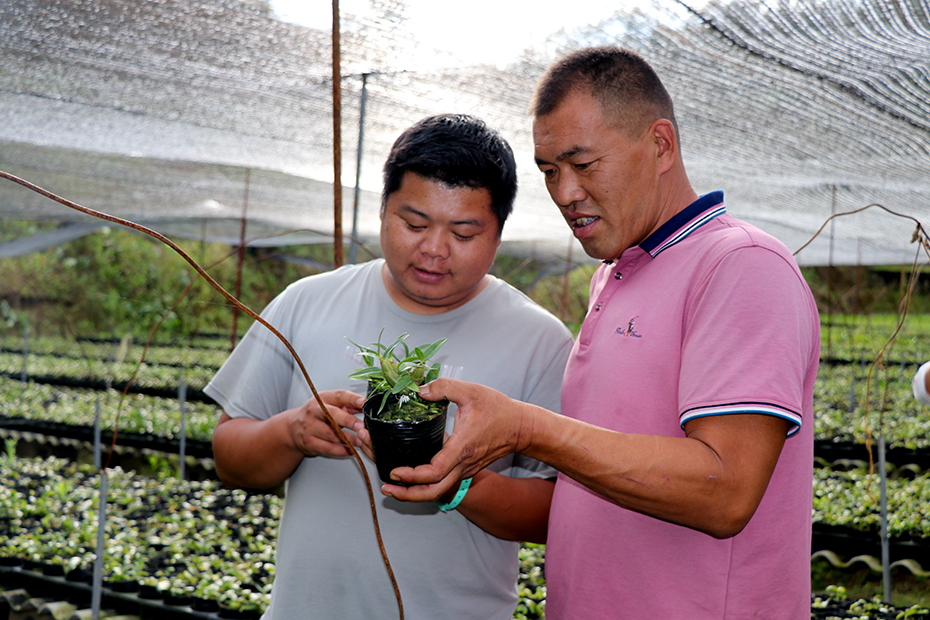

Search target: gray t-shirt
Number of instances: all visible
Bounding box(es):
[204,259,573,620]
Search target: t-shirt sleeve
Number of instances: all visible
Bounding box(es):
[203,292,296,420]
[913,361,930,406]
[677,246,818,437]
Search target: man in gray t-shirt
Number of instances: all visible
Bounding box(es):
[206,114,574,619]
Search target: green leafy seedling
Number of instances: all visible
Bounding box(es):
[348,331,447,420]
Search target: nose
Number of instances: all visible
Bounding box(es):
[419,229,450,259]
[549,169,586,209]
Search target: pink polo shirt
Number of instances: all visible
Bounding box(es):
[546,192,820,619]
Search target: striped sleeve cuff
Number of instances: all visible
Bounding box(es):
[680,403,803,437]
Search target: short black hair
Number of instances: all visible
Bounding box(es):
[382,114,517,236]
[531,46,679,141]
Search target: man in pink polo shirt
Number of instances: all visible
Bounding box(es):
[380,46,820,618]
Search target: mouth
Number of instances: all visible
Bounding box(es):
[567,214,600,238]
[572,216,599,229]
[412,266,448,282]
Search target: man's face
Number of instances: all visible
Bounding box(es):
[533,90,664,261]
[380,171,500,314]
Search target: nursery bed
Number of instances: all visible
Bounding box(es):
[816,439,930,472]
[813,524,930,569]
[2,562,927,620]
[0,371,212,403]
[0,418,214,459]
[0,562,257,619]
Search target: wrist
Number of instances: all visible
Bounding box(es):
[280,406,304,454]
[437,477,473,512]
[514,401,542,454]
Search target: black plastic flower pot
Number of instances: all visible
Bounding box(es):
[41,563,65,577]
[65,567,91,583]
[219,606,262,619]
[138,584,163,600]
[105,578,140,593]
[363,391,448,484]
[164,592,194,606]
[192,597,220,612]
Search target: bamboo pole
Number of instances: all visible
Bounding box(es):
[332,0,343,268]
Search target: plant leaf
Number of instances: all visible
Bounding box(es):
[348,367,382,380]
[384,333,409,360]
[417,338,447,362]
[391,375,415,394]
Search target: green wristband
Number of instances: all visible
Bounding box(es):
[437,477,473,512]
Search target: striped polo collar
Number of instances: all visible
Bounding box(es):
[639,190,726,258]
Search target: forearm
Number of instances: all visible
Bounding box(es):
[213,412,305,490]
[451,470,553,543]
[388,379,784,537]
[213,391,366,490]
[521,405,783,538]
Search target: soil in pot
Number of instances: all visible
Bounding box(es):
[363,391,448,484]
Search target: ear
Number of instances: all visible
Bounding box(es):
[651,119,677,175]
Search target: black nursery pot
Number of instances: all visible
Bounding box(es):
[363,392,448,484]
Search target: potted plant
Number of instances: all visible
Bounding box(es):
[349,332,450,483]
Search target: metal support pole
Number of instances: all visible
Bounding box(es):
[879,434,891,603]
[350,73,369,264]
[826,185,836,358]
[92,469,108,620]
[847,373,856,413]
[93,395,102,470]
[20,325,29,383]
[178,373,187,481]
[231,168,250,352]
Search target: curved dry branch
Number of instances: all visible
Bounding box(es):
[113,224,379,463]
[793,202,930,259]
[796,201,930,479]
[0,169,404,620]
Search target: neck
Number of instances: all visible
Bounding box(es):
[659,164,700,224]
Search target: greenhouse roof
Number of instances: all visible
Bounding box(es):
[1,0,929,266]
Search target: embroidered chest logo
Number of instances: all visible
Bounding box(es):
[616,316,642,338]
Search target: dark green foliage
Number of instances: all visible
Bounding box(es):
[0,222,317,340]
[805,265,930,316]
